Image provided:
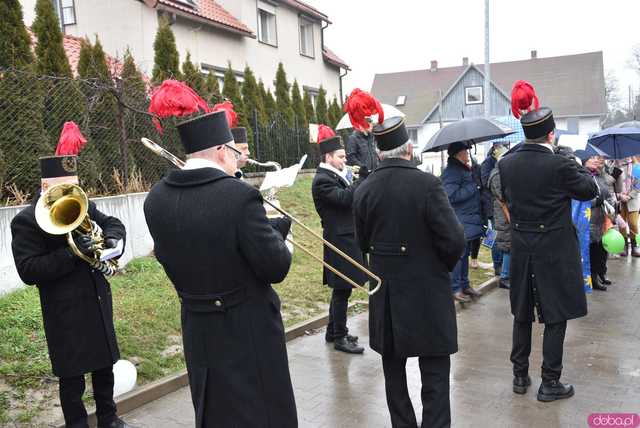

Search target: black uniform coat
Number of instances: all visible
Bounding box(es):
[11,200,125,378]
[346,130,378,171]
[353,158,465,357]
[498,144,598,323]
[311,166,366,290]
[143,167,297,428]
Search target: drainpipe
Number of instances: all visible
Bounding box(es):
[339,68,348,105]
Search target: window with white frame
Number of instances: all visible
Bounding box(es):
[299,18,314,58]
[396,95,406,106]
[465,86,483,105]
[54,0,77,26]
[258,1,277,46]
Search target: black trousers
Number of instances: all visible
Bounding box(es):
[510,319,567,384]
[382,355,451,428]
[589,241,608,277]
[59,366,117,428]
[469,237,481,259]
[326,288,352,339]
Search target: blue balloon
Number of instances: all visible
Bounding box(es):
[633,163,640,180]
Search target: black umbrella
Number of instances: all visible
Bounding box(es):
[422,117,515,152]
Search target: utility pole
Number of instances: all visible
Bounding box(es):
[484,0,491,118]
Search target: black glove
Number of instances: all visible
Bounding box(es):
[104,238,119,249]
[269,216,292,240]
[358,166,370,179]
[554,145,576,161]
[73,234,95,257]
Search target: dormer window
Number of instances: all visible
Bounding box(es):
[173,0,197,8]
[396,95,406,106]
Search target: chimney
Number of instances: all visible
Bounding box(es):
[430,60,438,72]
[462,57,469,66]
[531,50,537,59]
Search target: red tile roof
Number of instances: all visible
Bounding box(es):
[323,47,349,70]
[281,0,329,22]
[28,29,126,77]
[157,0,254,36]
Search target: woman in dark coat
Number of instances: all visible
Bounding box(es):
[441,141,484,302]
[583,155,615,291]
[488,163,512,289]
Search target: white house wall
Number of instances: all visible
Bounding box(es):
[20,0,342,101]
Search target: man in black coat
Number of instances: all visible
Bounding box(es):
[499,87,598,402]
[144,109,297,427]
[346,129,378,174]
[11,154,131,428]
[311,126,366,354]
[354,117,465,428]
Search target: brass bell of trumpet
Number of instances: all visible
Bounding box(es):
[35,183,118,276]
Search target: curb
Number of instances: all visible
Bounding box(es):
[455,276,499,312]
[55,302,362,428]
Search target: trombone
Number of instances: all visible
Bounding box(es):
[140,138,382,295]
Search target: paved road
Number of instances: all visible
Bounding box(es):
[123,257,640,427]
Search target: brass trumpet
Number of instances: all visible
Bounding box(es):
[140,138,382,295]
[35,183,118,276]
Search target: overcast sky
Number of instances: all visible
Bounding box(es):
[308,0,640,108]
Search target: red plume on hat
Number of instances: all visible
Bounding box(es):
[148,79,210,133]
[212,100,238,128]
[511,80,539,119]
[316,124,336,143]
[55,121,87,156]
[343,88,384,131]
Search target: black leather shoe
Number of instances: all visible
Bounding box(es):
[99,418,138,428]
[513,375,531,394]
[499,279,510,289]
[326,334,358,343]
[334,337,364,354]
[592,275,607,291]
[537,380,575,402]
[598,274,612,285]
[463,287,482,297]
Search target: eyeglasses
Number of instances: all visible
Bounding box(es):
[218,143,242,161]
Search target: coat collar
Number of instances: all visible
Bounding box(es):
[317,165,349,186]
[518,143,555,154]
[375,158,417,172]
[163,167,232,187]
[447,156,471,170]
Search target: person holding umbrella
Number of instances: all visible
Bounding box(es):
[441,142,484,303]
[343,89,384,176]
[499,80,598,402]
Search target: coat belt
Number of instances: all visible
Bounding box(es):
[511,218,566,233]
[177,287,248,313]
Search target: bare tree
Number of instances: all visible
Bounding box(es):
[604,69,620,110]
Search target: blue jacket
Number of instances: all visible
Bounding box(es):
[441,157,484,240]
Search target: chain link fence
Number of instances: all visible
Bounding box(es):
[0,68,319,206]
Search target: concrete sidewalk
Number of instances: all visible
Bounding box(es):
[123,258,640,427]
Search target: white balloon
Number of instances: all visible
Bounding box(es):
[112,359,137,397]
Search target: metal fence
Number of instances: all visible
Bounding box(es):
[0,68,318,205]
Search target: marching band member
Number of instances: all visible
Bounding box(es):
[499,81,597,401]
[353,116,465,428]
[11,123,131,428]
[311,125,366,354]
[143,81,297,427]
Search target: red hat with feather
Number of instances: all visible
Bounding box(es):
[40,121,87,179]
[343,88,384,132]
[316,124,343,155]
[148,79,232,154]
[212,100,247,145]
[510,80,555,140]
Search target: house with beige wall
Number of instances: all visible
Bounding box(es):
[20,0,349,103]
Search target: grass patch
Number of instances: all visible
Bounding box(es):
[0,175,494,424]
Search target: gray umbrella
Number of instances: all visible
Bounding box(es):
[422,117,515,152]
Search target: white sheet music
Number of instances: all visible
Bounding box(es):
[259,155,308,192]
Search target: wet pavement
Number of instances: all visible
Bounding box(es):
[123,257,640,427]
